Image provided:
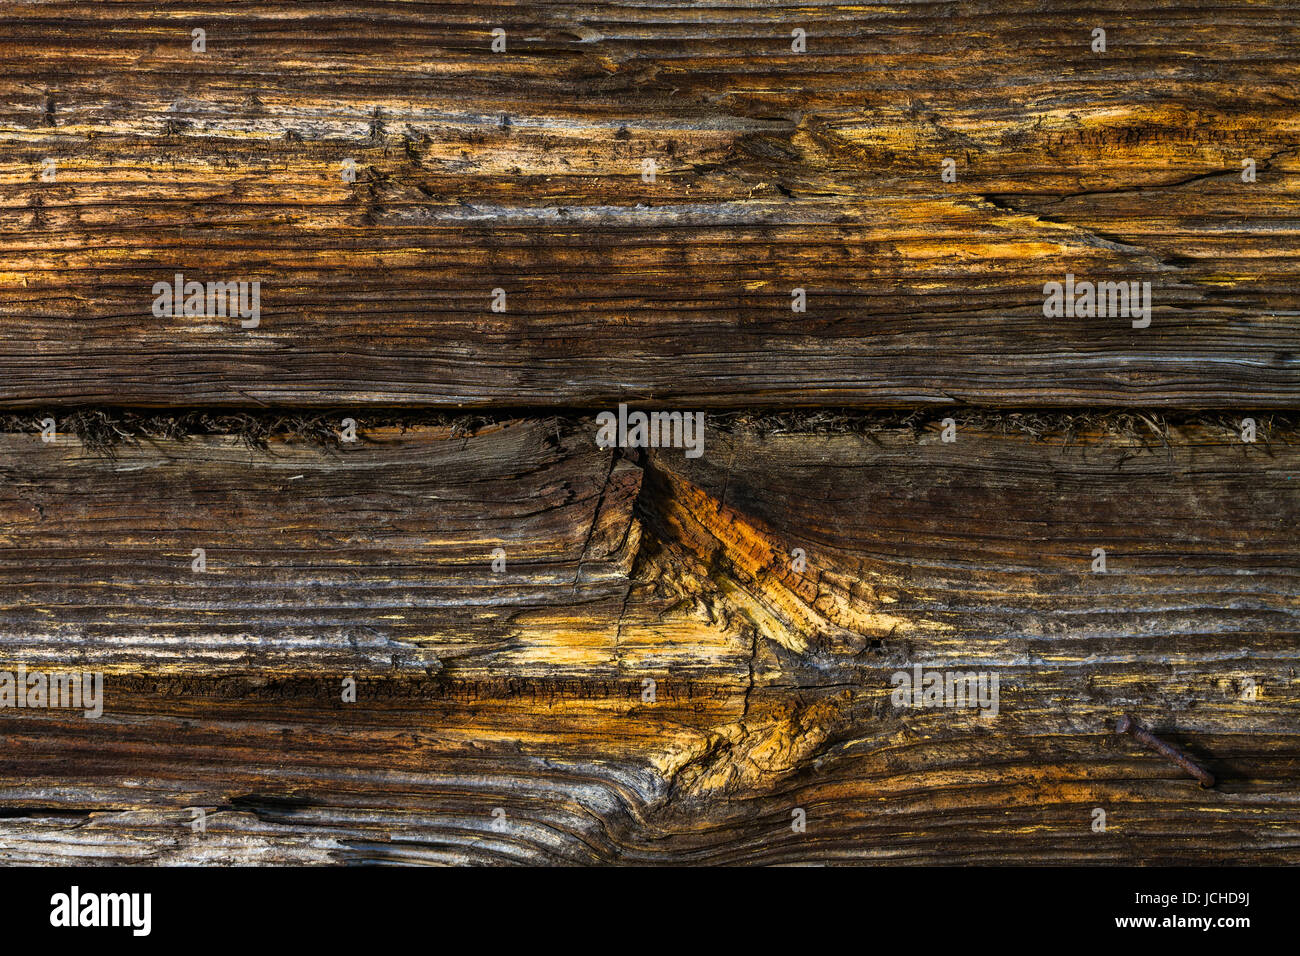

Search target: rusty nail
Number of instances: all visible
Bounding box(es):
[1116,714,1215,788]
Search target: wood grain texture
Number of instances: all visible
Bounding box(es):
[1,417,1296,864]
[0,418,646,675]
[1,2,1298,407]
[2,1,1296,869]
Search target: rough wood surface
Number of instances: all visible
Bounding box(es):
[0,419,643,675]
[1,1,1296,868]
[1,418,1296,864]
[1,2,1298,407]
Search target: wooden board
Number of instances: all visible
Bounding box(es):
[1,2,1298,407]
[1,416,1296,864]
[0,419,647,676]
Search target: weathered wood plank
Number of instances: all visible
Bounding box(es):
[1,417,1295,864]
[1,678,1296,865]
[1,2,1297,407]
[0,418,654,675]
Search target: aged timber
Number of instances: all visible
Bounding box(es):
[0,415,1295,864]
[0,3,1297,407]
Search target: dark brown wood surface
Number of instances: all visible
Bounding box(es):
[1,2,1298,406]
[0,416,1295,863]
[0,419,642,675]
[0,2,1297,867]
